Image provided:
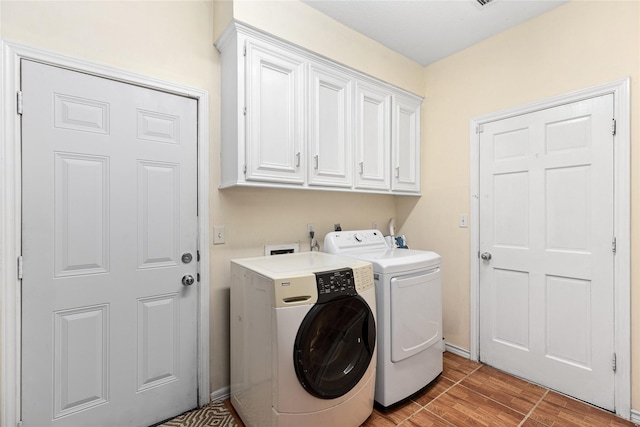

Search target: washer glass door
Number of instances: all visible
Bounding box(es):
[293,295,376,399]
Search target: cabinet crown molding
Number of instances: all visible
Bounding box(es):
[216,20,423,102]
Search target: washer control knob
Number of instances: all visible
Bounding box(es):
[354,233,363,242]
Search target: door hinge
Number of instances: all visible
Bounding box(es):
[196,250,200,262]
[243,46,247,57]
[243,164,247,175]
[612,237,617,254]
[197,273,201,282]
[17,91,23,115]
[243,106,246,116]
[17,256,23,280]
[476,124,484,134]
[612,353,617,372]
[612,119,617,136]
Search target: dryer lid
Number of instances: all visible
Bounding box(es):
[337,248,440,274]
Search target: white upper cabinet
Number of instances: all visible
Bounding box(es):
[216,22,422,195]
[392,94,421,193]
[245,40,305,184]
[308,64,353,188]
[355,82,391,191]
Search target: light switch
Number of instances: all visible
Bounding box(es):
[214,225,225,244]
[459,214,468,228]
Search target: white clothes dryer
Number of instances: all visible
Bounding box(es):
[324,230,442,408]
[230,252,377,427]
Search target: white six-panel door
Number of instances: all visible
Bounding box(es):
[21,60,199,426]
[479,94,615,410]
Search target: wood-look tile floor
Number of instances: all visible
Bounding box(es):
[361,352,638,427]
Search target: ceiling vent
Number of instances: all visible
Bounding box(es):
[476,0,495,6]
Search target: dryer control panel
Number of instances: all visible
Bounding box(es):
[324,229,388,253]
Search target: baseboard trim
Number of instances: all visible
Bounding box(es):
[444,343,471,359]
[211,386,230,403]
[630,409,640,423]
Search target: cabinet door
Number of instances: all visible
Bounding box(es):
[308,64,353,188]
[392,95,421,193]
[355,82,391,191]
[245,40,305,184]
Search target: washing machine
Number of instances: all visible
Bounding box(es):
[324,229,442,408]
[230,252,377,427]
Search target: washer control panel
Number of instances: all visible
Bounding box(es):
[315,268,356,303]
[352,263,374,293]
[315,263,374,303]
[324,229,388,253]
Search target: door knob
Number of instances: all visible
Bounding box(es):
[182,274,195,286]
[480,252,492,261]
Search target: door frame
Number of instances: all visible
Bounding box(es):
[469,79,630,419]
[0,40,211,427]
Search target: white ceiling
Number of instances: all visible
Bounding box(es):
[301,0,569,66]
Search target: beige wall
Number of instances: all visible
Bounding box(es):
[2,0,639,413]
[398,0,640,410]
[229,0,425,95]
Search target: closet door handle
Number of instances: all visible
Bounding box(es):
[296,152,301,167]
[314,155,319,170]
[359,162,364,174]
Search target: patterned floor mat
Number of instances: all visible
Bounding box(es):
[158,401,239,427]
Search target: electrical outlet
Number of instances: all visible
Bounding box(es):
[214,225,225,244]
